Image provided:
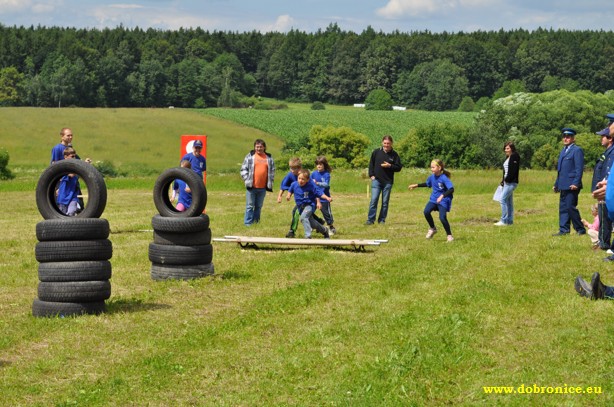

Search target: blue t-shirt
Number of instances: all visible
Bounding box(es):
[181,153,207,178]
[50,144,66,164]
[280,171,298,191]
[173,179,192,208]
[426,173,454,212]
[56,175,79,205]
[311,170,331,196]
[288,181,324,207]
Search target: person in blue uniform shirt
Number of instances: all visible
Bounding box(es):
[552,128,586,236]
[181,139,206,180]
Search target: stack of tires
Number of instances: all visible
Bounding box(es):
[148,167,213,280]
[33,160,111,317]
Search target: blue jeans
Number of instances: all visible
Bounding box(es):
[367,179,393,223]
[244,188,266,225]
[500,182,517,225]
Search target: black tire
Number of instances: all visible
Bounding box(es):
[37,280,111,302]
[151,214,210,232]
[153,167,207,217]
[35,240,113,262]
[148,243,213,265]
[36,159,107,220]
[36,218,110,241]
[32,299,106,317]
[153,228,211,246]
[151,262,214,281]
[38,261,112,282]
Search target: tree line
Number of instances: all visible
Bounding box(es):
[1,23,614,109]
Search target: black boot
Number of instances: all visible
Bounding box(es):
[574,276,592,298]
[591,272,606,300]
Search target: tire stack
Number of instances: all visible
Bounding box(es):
[148,167,213,280]
[33,160,111,317]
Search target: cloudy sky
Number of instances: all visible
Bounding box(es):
[0,0,613,33]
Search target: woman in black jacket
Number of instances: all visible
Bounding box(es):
[495,141,520,226]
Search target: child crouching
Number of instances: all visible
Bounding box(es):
[287,169,332,239]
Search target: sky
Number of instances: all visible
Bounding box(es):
[1,0,613,33]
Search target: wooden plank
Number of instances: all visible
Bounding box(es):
[214,236,387,247]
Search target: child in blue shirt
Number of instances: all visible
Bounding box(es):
[277,157,302,237]
[287,169,332,239]
[409,159,455,242]
[172,160,193,211]
[311,156,336,235]
[56,147,80,216]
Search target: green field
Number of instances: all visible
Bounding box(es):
[204,106,476,149]
[0,108,613,406]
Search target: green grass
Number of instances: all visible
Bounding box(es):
[0,107,612,405]
[203,106,476,149]
[0,107,285,175]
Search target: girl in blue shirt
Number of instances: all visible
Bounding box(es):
[56,148,80,216]
[311,156,336,235]
[172,160,193,211]
[409,159,455,242]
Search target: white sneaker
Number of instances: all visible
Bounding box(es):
[426,228,437,239]
[494,221,506,226]
[447,235,454,242]
[607,249,614,255]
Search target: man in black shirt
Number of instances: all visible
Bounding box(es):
[365,135,402,225]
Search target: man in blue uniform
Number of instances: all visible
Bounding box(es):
[553,128,586,236]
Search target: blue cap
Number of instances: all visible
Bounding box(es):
[561,128,576,136]
[606,113,614,124]
[193,140,203,148]
[596,127,610,137]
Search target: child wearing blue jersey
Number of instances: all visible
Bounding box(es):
[409,159,455,242]
[311,156,336,235]
[172,160,193,212]
[287,169,332,239]
[56,147,80,216]
[277,157,302,237]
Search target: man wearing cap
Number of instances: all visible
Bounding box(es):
[591,125,614,250]
[181,140,206,180]
[553,128,586,236]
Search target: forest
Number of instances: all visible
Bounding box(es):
[1,23,614,109]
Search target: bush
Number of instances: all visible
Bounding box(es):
[92,160,122,178]
[531,143,559,170]
[396,123,485,169]
[254,101,288,110]
[0,147,14,180]
[308,125,370,169]
[365,89,393,111]
[458,96,475,112]
[311,101,325,110]
[276,148,317,172]
[475,90,614,167]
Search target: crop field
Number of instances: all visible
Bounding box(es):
[0,107,613,406]
[203,106,476,149]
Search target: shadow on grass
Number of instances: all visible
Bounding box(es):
[0,360,11,368]
[105,297,171,314]
[221,271,253,280]
[237,245,376,253]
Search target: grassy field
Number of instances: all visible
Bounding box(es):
[1,108,613,406]
[203,105,476,150]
